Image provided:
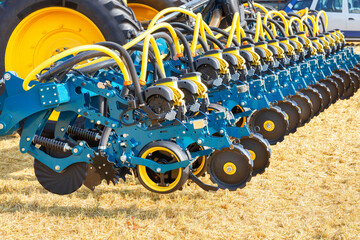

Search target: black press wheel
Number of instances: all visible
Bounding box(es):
[289,92,313,125]
[274,99,301,134]
[319,78,339,103]
[310,82,331,110]
[249,106,288,145]
[327,75,345,99]
[299,87,323,116]
[207,145,253,191]
[239,134,271,176]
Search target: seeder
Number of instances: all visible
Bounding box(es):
[0,2,359,195]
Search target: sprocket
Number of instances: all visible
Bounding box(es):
[90,152,118,185]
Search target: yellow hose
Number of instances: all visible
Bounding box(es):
[315,10,328,34]
[147,7,216,38]
[263,10,290,37]
[288,16,304,35]
[243,3,268,14]
[123,22,182,57]
[23,45,131,91]
[140,34,166,82]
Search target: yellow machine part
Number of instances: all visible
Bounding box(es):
[137,147,182,193]
[180,74,209,99]
[155,81,185,106]
[127,3,159,21]
[5,7,105,121]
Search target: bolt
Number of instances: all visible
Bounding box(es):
[197,139,203,145]
[26,137,31,142]
[73,148,79,154]
[156,168,161,173]
[120,155,127,162]
[79,142,84,147]
[112,124,116,128]
[77,109,81,113]
[241,102,245,106]
[41,95,44,98]
[54,93,57,96]
[55,165,60,171]
[4,73,11,81]
[219,129,224,134]
[46,87,49,90]
[182,131,186,134]
[0,123,4,130]
[21,148,25,152]
[49,101,52,104]
[226,166,232,173]
[87,154,91,158]
[106,93,110,97]
[96,120,101,125]
[60,127,65,132]
[53,86,55,89]
[40,88,43,91]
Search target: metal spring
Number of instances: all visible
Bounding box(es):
[33,135,71,152]
[67,126,100,141]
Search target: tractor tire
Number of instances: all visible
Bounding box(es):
[127,0,187,22]
[0,0,142,78]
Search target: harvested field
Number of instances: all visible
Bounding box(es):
[0,63,360,239]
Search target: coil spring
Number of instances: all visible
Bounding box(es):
[67,126,99,141]
[33,135,70,152]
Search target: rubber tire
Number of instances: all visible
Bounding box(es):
[289,93,313,125]
[128,0,187,11]
[0,0,142,76]
[299,87,323,116]
[207,144,252,191]
[310,83,331,110]
[327,75,345,99]
[240,134,271,176]
[274,100,301,134]
[136,141,190,194]
[319,78,339,103]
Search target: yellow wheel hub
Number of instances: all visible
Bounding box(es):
[5,7,105,79]
[192,155,206,176]
[223,162,237,175]
[263,120,275,132]
[248,150,256,161]
[127,3,159,21]
[138,147,182,192]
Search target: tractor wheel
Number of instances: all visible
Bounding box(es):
[0,0,142,79]
[137,141,190,194]
[127,0,187,22]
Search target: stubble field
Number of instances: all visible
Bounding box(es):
[0,55,360,240]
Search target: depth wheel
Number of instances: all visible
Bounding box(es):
[249,106,288,145]
[310,83,331,110]
[289,93,313,125]
[341,81,355,100]
[240,134,271,176]
[207,145,253,191]
[188,143,207,177]
[319,78,339,103]
[299,87,323,116]
[136,141,190,194]
[274,99,301,134]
